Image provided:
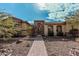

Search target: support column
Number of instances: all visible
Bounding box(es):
[62,25,65,35]
[44,25,48,36]
[53,25,57,36]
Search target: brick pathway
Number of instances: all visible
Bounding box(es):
[27,35,48,56]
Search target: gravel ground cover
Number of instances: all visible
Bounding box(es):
[45,37,79,56]
[0,38,34,56]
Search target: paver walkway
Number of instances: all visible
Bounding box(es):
[27,35,48,56]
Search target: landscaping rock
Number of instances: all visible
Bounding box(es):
[26,43,30,47]
[0,48,13,56]
[16,40,23,44]
[69,48,79,56]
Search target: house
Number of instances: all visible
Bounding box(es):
[0,14,33,36]
[34,20,79,36]
[0,12,78,37]
[12,17,32,30]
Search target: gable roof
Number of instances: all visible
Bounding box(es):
[12,17,32,26]
[0,12,32,26]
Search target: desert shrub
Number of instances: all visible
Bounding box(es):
[16,40,22,44]
[69,29,79,37]
[0,16,33,39]
[0,17,16,40]
[20,30,28,37]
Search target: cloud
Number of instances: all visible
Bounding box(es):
[1,3,79,23]
[37,3,79,21]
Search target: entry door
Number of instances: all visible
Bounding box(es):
[34,21,44,35]
[57,26,63,36]
[48,26,54,36]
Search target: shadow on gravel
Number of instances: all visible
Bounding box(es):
[0,36,75,43]
[43,36,75,42]
[0,37,34,44]
[0,39,16,44]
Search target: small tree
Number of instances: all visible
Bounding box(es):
[65,13,79,39]
[0,16,16,40]
[66,16,79,29]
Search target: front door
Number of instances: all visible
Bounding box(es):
[34,21,44,35]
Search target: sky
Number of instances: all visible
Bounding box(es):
[0,3,79,23]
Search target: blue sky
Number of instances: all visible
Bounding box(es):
[0,3,49,23]
[0,3,79,23]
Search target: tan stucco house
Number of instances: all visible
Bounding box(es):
[34,20,79,36]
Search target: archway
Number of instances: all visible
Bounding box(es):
[48,25,54,36]
[56,25,63,36]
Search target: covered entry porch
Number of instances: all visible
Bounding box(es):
[44,22,66,36]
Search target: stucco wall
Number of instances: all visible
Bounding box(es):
[65,24,72,33]
[44,24,48,36]
[62,25,66,35]
[65,23,79,33]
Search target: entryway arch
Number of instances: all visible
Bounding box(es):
[48,25,54,36]
[56,25,63,36]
